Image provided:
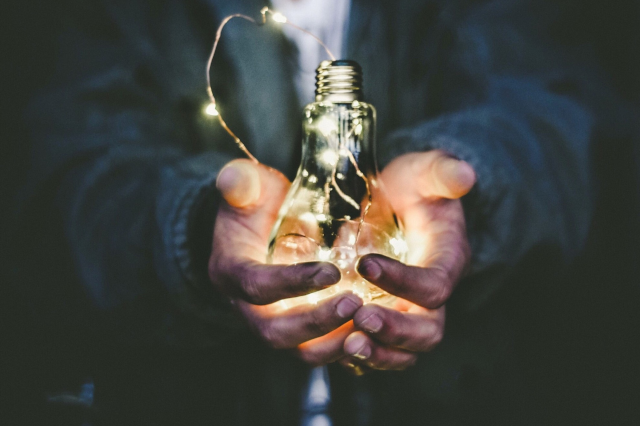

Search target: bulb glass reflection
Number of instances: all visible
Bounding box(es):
[268,100,407,308]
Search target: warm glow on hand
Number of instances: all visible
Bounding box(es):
[297,150,476,373]
[210,160,363,355]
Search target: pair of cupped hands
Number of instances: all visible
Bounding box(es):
[209,151,475,375]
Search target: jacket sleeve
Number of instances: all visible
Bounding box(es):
[379,0,602,310]
[22,0,245,344]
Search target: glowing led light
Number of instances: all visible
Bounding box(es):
[205,103,219,116]
[316,117,337,136]
[317,248,331,261]
[389,238,409,256]
[302,170,309,177]
[308,175,318,183]
[272,12,287,23]
[320,150,339,166]
[283,240,299,249]
[336,258,350,269]
[300,212,316,223]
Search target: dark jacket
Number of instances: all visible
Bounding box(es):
[9,0,626,424]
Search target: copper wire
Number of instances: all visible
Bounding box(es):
[346,149,372,256]
[206,7,336,163]
[206,8,373,264]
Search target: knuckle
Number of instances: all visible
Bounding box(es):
[382,321,405,347]
[255,321,273,344]
[422,324,444,351]
[240,274,266,305]
[425,269,452,307]
[307,307,333,337]
[433,329,444,347]
[430,325,444,347]
[256,321,286,349]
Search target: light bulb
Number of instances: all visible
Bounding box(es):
[271,12,287,23]
[205,102,219,116]
[268,60,407,308]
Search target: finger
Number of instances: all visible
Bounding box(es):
[216,160,262,208]
[353,304,444,352]
[344,332,417,371]
[238,292,363,349]
[296,321,355,366]
[212,161,337,304]
[357,254,453,309]
[213,160,290,260]
[213,260,340,305]
[423,152,476,199]
[382,151,475,205]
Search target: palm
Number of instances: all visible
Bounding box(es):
[336,150,474,372]
[210,160,362,354]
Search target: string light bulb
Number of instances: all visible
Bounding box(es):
[271,12,288,23]
[204,102,219,116]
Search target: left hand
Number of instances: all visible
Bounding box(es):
[295,150,476,373]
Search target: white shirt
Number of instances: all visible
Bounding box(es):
[270,0,351,105]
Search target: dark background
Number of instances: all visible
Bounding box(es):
[2,0,639,424]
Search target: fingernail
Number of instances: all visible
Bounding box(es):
[353,346,371,360]
[359,313,383,333]
[345,335,371,360]
[336,297,361,319]
[357,258,382,281]
[311,266,341,287]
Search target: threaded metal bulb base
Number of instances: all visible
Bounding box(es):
[315,60,363,103]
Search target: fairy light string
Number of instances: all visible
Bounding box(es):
[205,7,335,164]
[206,6,373,258]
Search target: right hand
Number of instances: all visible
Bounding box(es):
[209,159,363,362]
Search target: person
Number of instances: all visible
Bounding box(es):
[7,0,631,424]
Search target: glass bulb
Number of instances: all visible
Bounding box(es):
[267,61,407,308]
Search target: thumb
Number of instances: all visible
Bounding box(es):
[424,152,476,199]
[214,159,290,249]
[216,159,290,214]
[381,151,476,210]
[216,159,262,208]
